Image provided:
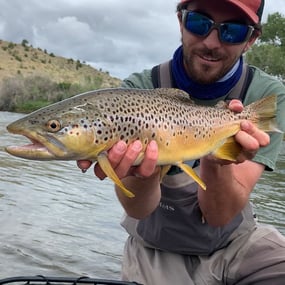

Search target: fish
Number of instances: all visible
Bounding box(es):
[5,88,280,198]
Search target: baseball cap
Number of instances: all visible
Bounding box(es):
[179,0,264,24]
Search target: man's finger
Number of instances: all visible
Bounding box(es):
[77,160,93,172]
[228,99,243,113]
[240,121,270,147]
[134,140,159,177]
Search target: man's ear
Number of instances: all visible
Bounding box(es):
[177,11,183,23]
[243,34,258,53]
[177,11,184,33]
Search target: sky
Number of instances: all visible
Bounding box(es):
[0,0,284,80]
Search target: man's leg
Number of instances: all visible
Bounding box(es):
[228,225,285,285]
[121,236,196,285]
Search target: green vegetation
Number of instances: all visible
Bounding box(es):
[0,74,111,113]
[246,12,285,81]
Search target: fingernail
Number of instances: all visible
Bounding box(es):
[132,140,142,151]
[149,140,158,150]
[116,141,127,153]
[241,120,251,130]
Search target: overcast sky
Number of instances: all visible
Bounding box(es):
[0,0,284,79]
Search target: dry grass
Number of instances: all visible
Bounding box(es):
[0,39,121,89]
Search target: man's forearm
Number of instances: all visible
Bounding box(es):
[198,157,264,226]
[115,168,161,219]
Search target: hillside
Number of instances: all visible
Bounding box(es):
[0,39,121,88]
[0,39,122,112]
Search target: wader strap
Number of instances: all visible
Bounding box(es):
[225,63,254,102]
[151,60,173,88]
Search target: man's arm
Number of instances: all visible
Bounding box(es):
[198,119,269,226]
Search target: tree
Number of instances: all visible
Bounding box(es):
[246,12,285,80]
[21,39,29,47]
[260,13,285,48]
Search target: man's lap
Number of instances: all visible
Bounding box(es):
[121,225,285,285]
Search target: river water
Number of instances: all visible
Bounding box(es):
[0,112,284,279]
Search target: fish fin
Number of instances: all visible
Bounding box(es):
[97,153,135,198]
[257,118,282,133]
[160,165,171,181]
[176,162,206,190]
[250,94,282,133]
[213,137,241,161]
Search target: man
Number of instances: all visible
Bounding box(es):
[78,0,285,284]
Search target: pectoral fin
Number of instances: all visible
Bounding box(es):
[213,137,241,161]
[176,162,206,190]
[97,152,135,198]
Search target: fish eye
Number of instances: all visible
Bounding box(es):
[47,119,61,132]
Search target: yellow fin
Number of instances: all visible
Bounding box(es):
[213,137,241,161]
[176,162,206,190]
[97,153,135,198]
[250,94,281,133]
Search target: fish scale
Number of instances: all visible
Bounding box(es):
[5,88,280,197]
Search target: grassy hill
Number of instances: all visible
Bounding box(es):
[0,39,121,87]
[0,39,122,112]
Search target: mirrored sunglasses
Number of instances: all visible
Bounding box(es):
[182,10,255,45]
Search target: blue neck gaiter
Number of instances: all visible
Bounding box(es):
[171,45,243,100]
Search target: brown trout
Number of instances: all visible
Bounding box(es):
[5,88,280,197]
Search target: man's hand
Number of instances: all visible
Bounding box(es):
[77,140,159,180]
[228,99,270,163]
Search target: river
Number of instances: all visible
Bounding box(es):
[0,112,284,280]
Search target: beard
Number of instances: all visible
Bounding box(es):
[182,44,237,85]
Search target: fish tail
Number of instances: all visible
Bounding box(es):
[249,94,282,133]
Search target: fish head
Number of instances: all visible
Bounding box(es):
[5,99,109,161]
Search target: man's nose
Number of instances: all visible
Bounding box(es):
[202,28,222,49]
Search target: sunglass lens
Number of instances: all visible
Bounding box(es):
[185,12,212,36]
[220,23,249,43]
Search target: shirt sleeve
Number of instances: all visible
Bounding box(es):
[121,69,154,89]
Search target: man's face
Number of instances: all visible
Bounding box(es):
[179,0,257,84]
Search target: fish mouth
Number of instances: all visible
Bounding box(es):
[5,129,67,160]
